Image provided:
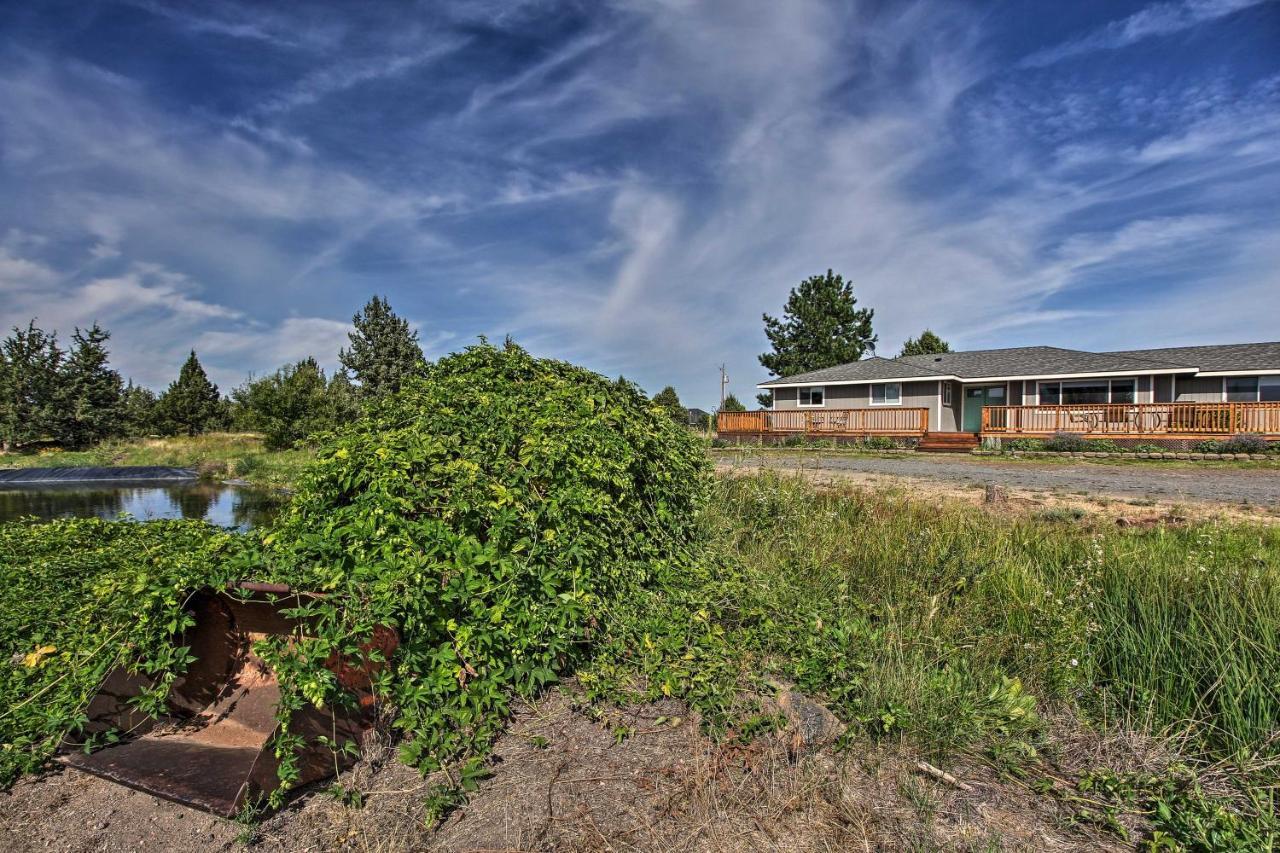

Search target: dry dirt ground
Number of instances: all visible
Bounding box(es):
[715,449,1280,507]
[715,453,1280,525]
[0,690,1154,853]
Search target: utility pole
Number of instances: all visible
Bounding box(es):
[719,364,729,410]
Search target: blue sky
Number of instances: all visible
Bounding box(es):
[1,0,1277,407]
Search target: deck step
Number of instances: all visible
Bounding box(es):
[918,432,980,453]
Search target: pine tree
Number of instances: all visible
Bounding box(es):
[759,270,876,379]
[155,351,224,436]
[899,330,951,357]
[54,324,124,449]
[339,296,427,397]
[120,381,158,437]
[652,385,685,424]
[720,393,747,412]
[0,321,62,451]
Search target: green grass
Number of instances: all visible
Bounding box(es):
[0,433,314,490]
[699,473,1280,761]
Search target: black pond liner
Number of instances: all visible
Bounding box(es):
[0,466,198,484]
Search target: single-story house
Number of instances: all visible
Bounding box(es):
[685,407,712,427]
[726,342,1280,443]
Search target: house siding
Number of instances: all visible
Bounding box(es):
[770,380,943,429]
[938,380,960,432]
[1175,376,1221,402]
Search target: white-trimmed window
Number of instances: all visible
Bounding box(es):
[798,386,825,407]
[1222,376,1280,402]
[942,382,952,406]
[1038,378,1136,404]
[870,382,901,406]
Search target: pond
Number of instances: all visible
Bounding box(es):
[0,481,285,530]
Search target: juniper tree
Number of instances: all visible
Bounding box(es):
[53,324,124,449]
[899,330,951,357]
[719,393,747,412]
[758,269,876,380]
[652,386,685,424]
[339,296,427,397]
[0,321,62,451]
[156,351,224,436]
[120,381,158,437]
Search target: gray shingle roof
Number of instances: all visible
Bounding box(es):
[895,346,1193,379]
[1102,342,1280,373]
[758,356,948,387]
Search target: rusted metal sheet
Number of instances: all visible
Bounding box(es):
[60,583,396,817]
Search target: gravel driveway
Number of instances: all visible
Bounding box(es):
[714,452,1280,507]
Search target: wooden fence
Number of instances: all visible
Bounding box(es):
[981,402,1280,437]
[717,408,929,436]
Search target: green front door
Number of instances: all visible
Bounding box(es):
[962,385,1006,432]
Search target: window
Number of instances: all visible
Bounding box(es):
[798,386,824,407]
[870,382,901,405]
[1262,376,1280,403]
[1110,380,1135,404]
[1226,377,1260,402]
[942,382,952,406]
[1039,379,1135,404]
[1061,381,1109,404]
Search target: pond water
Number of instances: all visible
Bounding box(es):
[0,481,284,530]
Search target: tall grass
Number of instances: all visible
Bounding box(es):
[705,473,1280,763]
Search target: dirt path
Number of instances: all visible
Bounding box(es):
[714,451,1280,508]
[1,691,1134,852]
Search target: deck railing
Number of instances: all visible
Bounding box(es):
[981,402,1280,436]
[717,408,929,436]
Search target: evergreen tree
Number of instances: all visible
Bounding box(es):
[339,295,426,397]
[120,381,158,437]
[155,351,224,436]
[759,270,876,379]
[899,330,951,357]
[0,321,62,451]
[756,391,773,409]
[720,393,747,412]
[652,385,685,424]
[53,324,124,449]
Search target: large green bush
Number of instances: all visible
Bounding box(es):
[248,342,711,795]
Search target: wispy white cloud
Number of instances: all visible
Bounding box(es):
[254,39,468,116]
[1022,0,1267,68]
[0,0,1277,407]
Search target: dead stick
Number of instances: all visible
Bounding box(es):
[916,760,974,793]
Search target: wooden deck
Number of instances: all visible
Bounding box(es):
[717,408,929,437]
[981,402,1280,438]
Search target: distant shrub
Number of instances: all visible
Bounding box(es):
[1087,439,1123,453]
[1192,439,1222,453]
[1006,438,1046,452]
[1044,432,1089,452]
[862,436,895,450]
[1130,443,1164,453]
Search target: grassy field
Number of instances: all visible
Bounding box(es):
[2,437,1277,846]
[690,473,1280,844]
[0,433,314,490]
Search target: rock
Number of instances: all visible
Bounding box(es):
[777,689,845,752]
